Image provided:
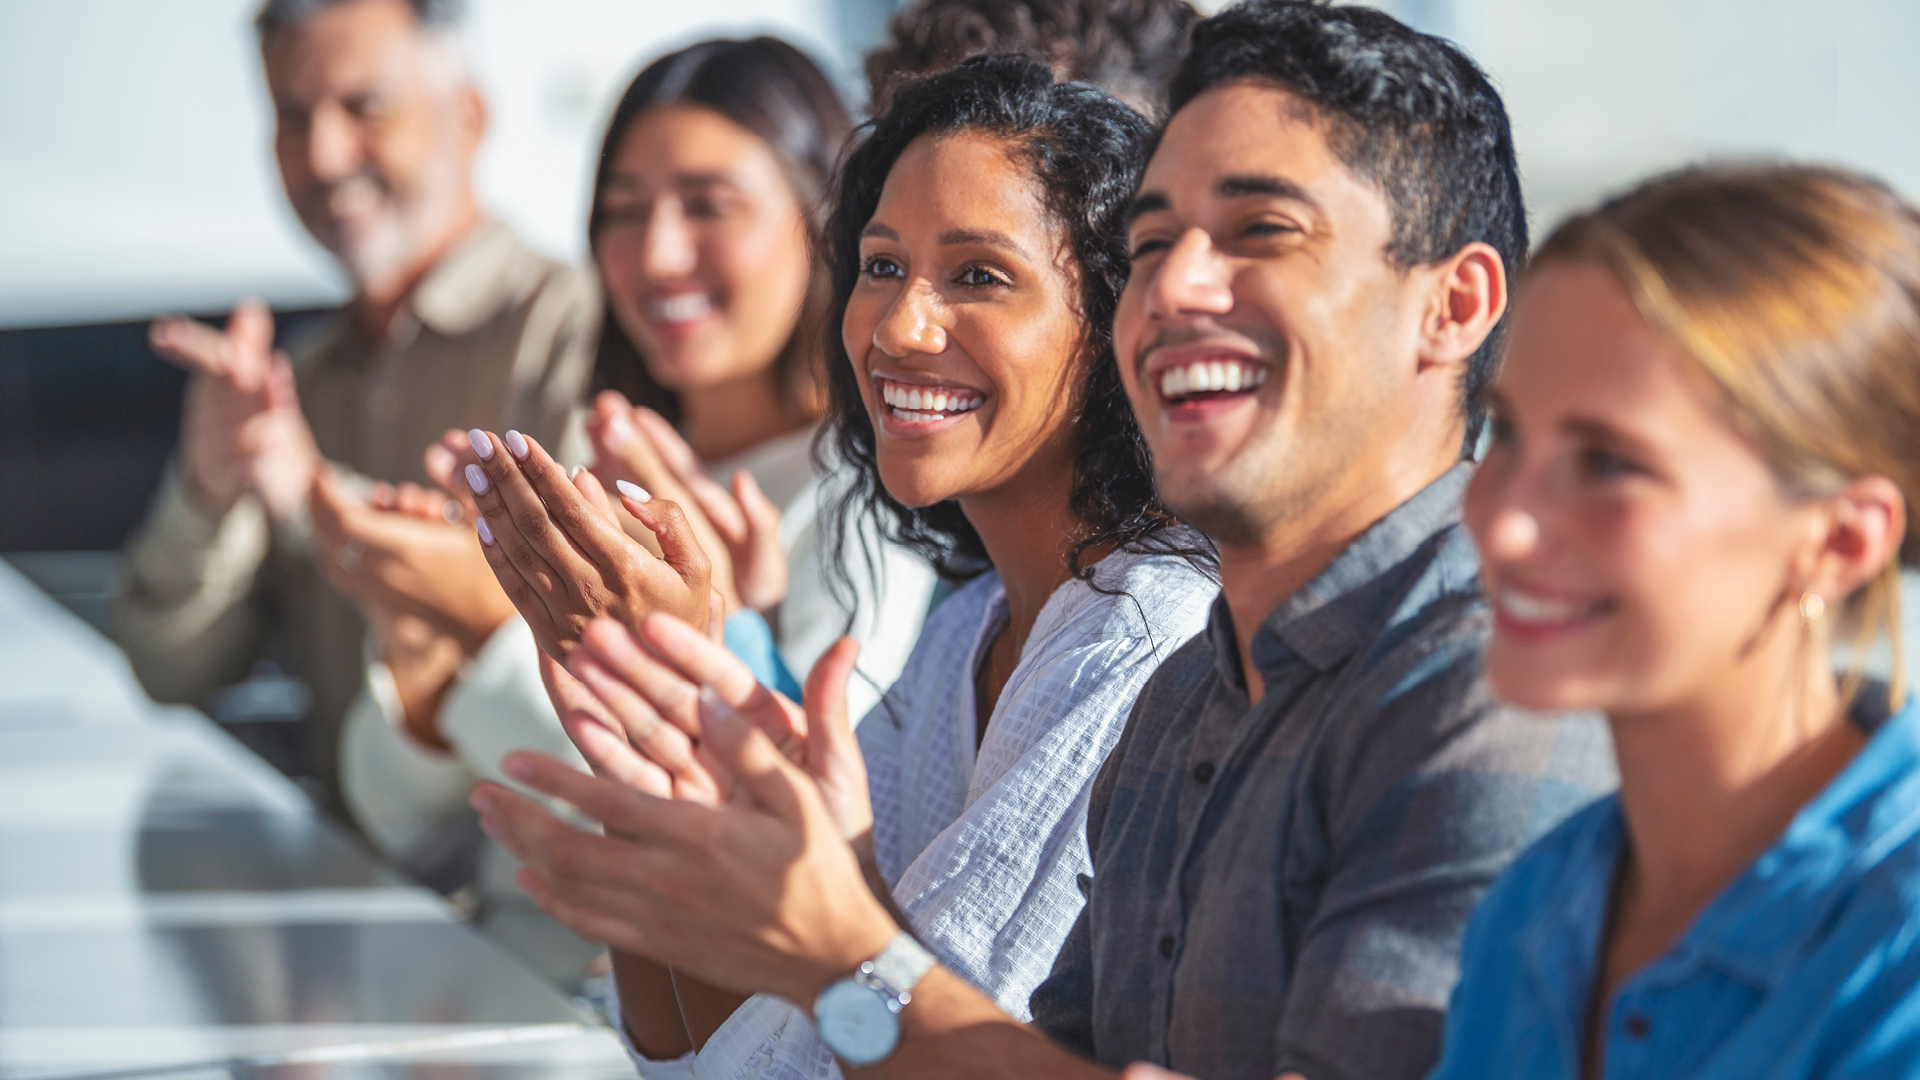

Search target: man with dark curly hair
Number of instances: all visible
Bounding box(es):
[865,0,1197,115]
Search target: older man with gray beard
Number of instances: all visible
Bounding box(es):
[115,0,596,812]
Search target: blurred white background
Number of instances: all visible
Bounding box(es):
[1,0,1915,329]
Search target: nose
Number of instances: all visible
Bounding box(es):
[1145,227,1233,320]
[1484,506,1542,561]
[305,102,363,183]
[641,203,699,279]
[872,280,948,357]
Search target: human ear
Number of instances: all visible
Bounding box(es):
[461,85,489,150]
[1805,475,1907,604]
[1418,241,1508,373]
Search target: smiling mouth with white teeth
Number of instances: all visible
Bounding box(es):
[1493,585,1613,633]
[648,292,713,326]
[1158,358,1271,401]
[875,376,984,424]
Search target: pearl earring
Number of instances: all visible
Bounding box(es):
[1799,592,1827,623]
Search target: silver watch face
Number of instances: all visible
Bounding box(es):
[816,978,901,1066]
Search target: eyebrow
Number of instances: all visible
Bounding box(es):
[861,222,898,241]
[1124,174,1322,230]
[1124,191,1170,227]
[938,228,1031,260]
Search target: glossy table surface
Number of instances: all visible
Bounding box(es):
[0,559,630,1080]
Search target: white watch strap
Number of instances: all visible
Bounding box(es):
[858,931,937,1001]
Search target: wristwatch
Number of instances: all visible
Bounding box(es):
[813,931,937,1066]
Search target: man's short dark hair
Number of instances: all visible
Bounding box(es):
[1168,0,1526,453]
[255,0,462,40]
[865,0,1198,115]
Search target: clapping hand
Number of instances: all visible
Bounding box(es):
[588,392,789,613]
[556,613,870,839]
[468,646,897,1009]
[460,427,719,662]
[309,469,515,655]
[150,300,320,522]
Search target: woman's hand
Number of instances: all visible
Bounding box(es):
[588,392,788,613]
[309,469,517,655]
[460,427,715,662]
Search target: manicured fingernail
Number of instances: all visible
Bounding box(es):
[616,480,650,503]
[569,465,583,479]
[467,429,494,460]
[441,499,463,524]
[698,686,741,735]
[465,463,489,495]
[602,410,638,449]
[503,753,534,781]
[469,788,493,813]
[503,429,529,460]
[475,517,494,545]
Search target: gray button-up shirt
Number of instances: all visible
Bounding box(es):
[1028,466,1616,1080]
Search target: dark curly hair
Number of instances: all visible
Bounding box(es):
[1169,0,1527,455]
[865,0,1198,117]
[821,55,1215,604]
[587,37,852,425]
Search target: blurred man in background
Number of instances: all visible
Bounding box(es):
[114,0,596,809]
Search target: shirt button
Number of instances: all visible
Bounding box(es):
[1158,935,1175,959]
[1623,1014,1651,1039]
[1192,762,1215,784]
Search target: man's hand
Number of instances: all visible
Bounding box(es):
[461,428,716,661]
[469,684,897,1009]
[560,613,872,841]
[310,469,516,654]
[151,300,320,521]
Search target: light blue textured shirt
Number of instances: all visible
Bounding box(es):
[1430,689,1920,1080]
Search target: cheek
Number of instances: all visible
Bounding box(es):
[594,243,650,331]
[712,219,811,310]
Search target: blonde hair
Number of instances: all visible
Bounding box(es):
[1533,163,1920,708]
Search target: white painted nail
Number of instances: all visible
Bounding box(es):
[476,517,494,545]
[503,429,529,460]
[465,464,489,495]
[467,429,494,460]
[616,480,651,503]
[569,465,583,479]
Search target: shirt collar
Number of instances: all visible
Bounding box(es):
[407,219,535,337]
[1207,464,1478,688]
[1682,688,1920,987]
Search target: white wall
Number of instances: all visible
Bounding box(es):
[4,0,1916,329]
[0,0,856,329]
[1381,0,1920,235]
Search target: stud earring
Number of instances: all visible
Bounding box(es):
[1799,592,1827,623]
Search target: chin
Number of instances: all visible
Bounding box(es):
[1484,649,1612,714]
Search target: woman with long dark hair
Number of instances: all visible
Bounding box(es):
[461,56,1221,1077]
[581,37,938,715]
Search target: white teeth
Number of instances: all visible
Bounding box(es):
[652,293,712,323]
[877,378,981,420]
[1498,587,1590,624]
[1160,360,1269,400]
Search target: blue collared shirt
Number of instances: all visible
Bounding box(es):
[1430,690,1920,1080]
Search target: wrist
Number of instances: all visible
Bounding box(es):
[783,904,899,1010]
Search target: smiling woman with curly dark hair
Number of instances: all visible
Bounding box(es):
[580,54,1223,1077]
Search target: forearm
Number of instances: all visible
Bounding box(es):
[614,951,694,1059]
[669,970,748,1049]
[849,967,1115,1080]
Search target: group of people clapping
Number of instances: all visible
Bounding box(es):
[116,1,1920,1078]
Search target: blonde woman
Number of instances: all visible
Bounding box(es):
[1430,164,1920,1078]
